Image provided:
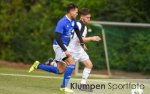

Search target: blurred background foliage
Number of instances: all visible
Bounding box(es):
[0,0,150,72]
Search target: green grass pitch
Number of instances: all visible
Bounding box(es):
[0,67,149,94]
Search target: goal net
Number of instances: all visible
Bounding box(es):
[75,21,150,78]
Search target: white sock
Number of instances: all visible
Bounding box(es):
[51,61,57,67]
[81,68,91,84]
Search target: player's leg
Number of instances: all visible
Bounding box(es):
[79,53,94,92]
[71,51,93,92]
[28,45,65,74]
[51,45,75,92]
[80,59,93,84]
[79,51,93,84]
[60,56,76,89]
[57,61,67,74]
[28,60,60,74]
[45,58,54,66]
[69,51,92,84]
[44,58,67,74]
[36,45,66,74]
[28,58,66,74]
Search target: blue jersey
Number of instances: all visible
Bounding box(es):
[53,16,78,46]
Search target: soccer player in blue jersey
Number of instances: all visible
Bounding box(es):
[45,8,101,92]
[28,3,84,93]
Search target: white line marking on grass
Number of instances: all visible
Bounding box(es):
[0,73,149,85]
[0,73,63,79]
[0,73,111,83]
[0,73,108,82]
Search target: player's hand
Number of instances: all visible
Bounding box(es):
[64,50,72,57]
[92,36,101,42]
[83,44,88,51]
[81,43,88,51]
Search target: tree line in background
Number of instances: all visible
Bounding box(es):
[0,0,150,72]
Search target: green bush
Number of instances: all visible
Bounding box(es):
[0,0,150,72]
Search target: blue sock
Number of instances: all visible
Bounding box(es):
[38,64,60,74]
[61,64,75,88]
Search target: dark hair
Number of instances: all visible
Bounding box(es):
[79,8,90,16]
[66,3,78,13]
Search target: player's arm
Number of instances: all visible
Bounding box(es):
[55,32,71,57]
[55,32,67,51]
[74,24,85,47]
[55,21,71,57]
[82,36,101,43]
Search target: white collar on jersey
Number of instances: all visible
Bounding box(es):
[65,15,72,22]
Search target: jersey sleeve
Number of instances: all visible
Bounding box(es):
[77,22,87,37]
[55,20,64,34]
[82,26,87,37]
[77,22,82,31]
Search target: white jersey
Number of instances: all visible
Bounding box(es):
[68,22,87,53]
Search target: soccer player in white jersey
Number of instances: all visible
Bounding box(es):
[69,8,101,90]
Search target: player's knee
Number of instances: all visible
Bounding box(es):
[65,56,75,64]
[89,63,93,69]
[85,62,93,69]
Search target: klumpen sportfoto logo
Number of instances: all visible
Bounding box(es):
[70,82,144,93]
